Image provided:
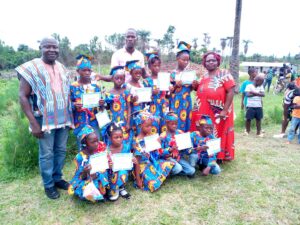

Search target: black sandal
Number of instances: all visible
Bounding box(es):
[119,187,131,200]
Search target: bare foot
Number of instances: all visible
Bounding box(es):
[201,167,211,176]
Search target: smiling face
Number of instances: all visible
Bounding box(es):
[198,124,213,137]
[113,74,125,88]
[40,38,59,64]
[141,119,152,135]
[204,54,219,71]
[166,120,178,133]
[110,130,123,147]
[177,52,190,70]
[131,68,142,82]
[149,59,161,76]
[125,29,137,50]
[86,133,99,153]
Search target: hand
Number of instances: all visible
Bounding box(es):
[132,156,138,164]
[192,80,199,90]
[216,110,227,120]
[132,95,138,103]
[169,86,174,93]
[30,121,44,139]
[197,145,208,152]
[74,102,83,109]
[125,124,131,132]
[99,99,105,107]
[175,80,182,88]
[90,173,97,180]
[83,164,91,173]
[169,145,178,152]
[108,157,113,169]
[152,88,160,95]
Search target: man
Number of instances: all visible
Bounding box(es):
[16,37,73,199]
[111,28,146,81]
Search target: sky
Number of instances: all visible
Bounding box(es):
[0,0,299,57]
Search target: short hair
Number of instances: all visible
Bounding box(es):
[248,67,257,75]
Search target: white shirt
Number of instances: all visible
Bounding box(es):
[111,47,145,82]
[245,84,264,107]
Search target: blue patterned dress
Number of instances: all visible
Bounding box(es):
[132,137,174,192]
[68,150,109,202]
[143,77,169,134]
[169,70,193,132]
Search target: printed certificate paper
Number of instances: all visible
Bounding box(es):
[82,93,100,108]
[157,72,171,91]
[89,152,109,174]
[206,138,221,155]
[136,88,152,103]
[175,132,193,150]
[96,110,111,128]
[180,71,196,84]
[112,153,133,172]
[144,134,161,152]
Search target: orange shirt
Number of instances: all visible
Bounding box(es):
[44,62,62,93]
[292,96,300,118]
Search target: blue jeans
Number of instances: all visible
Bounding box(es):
[169,158,195,176]
[76,126,100,151]
[287,117,300,143]
[199,152,221,175]
[189,153,199,167]
[36,117,70,188]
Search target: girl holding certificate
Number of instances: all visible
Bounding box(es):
[68,126,109,202]
[102,66,133,145]
[160,112,196,177]
[70,55,104,151]
[169,41,198,132]
[105,122,136,201]
[143,52,170,134]
[132,111,174,192]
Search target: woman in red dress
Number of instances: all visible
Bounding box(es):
[191,52,235,161]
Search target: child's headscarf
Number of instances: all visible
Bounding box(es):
[77,125,95,147]
[165,111,178,121]
[110,66,125,76]
[198,115,213,125]
[176,41,191,57]
[76,54,92,70]
[145,51,159,62]
[133,110,155,127]
[125,60,142,72]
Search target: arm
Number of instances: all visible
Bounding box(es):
[219,86,234,119]
[241,93,245,110]
[19,76,43,138]
[133,156,143,188]
[126,96,131,131]
[95,74,113,82]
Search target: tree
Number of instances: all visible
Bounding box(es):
[230,0,243,91]
[162,25,176,57]
[58,36,74,66]
[203,33,211,49]
[73,44,90,56]
[89,36,102,62]
[136,30,151,53]
[192,38,198,50]
[17,44,29,52]
[105,33,125,50]
[242,40,252,55]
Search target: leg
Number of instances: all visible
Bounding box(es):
[170,159,183,175]
[210,164,221,175]
[267,80,272,93]
[76,135,82,152]
[178,158,195,176]
[53,127,69,183]
[287,117,297,143]
[246,120,251,133]
[256,119,261,135]
[281,105,289,134]
[189,153,199,168]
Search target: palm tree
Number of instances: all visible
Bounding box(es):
[137,30,151,53]
[220,38,227,56]
[243,40,252,55]
[192,38,198,50]
[230,0,243,91]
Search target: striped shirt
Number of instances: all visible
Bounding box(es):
[245,84,264,108]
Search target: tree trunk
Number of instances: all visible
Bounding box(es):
[230,0,242,93]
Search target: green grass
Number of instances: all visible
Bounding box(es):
[1,78,300,224]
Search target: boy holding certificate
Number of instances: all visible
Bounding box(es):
[68,126,109,202]
[169,41,198,132]
[70,54,104,151]
[132,110,174,192]
[160,112,196,177]
[143,52,170,134]
[193,115,221,176]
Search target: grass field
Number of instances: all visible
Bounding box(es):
[0,78,300,225]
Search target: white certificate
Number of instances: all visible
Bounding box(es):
[89,152,109,174]
[96,110,111,128]
[82,93,100,108]
[136,87,152,103]
[157,72,171,91]
[206,138,221,155]
[175,132,193,150]
[112,153,133,172]
[180,71,196,84]
[144,134,161,152]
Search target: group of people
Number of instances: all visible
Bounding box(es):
[240,66,300,143]
[16,28,235,202]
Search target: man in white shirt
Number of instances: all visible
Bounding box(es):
[245,75,265,137]
[111,28,145,82]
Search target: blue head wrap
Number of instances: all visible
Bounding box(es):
[77,125,95,147]
[165,112,178,121]
[199,115,213,125]
[125,60,142,72]
[145,51,159,62]
[76,54,92,70]
[110,66,125,76]
[176,41,191,56]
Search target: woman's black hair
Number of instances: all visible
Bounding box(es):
[176,50,190,58]
[287,82,296,90]
[148,56,161,67]
[107,122,123,137]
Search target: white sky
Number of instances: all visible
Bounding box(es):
[1,0,299,57]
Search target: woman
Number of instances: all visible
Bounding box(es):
[190,52,235,161]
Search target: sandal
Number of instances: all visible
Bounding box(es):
[108,189,119,201]
[119,187,131,200]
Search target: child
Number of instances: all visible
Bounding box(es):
[169,41,197,132]
[143,52,170,134]
[68,125,109,202]
[240,67,257,110]
[160,112,196,177]
[132,110,174,192]
[101,66,132,145]
[104,122,136,201]
[192,115,221,176]
[245,75,265,137]
[70,54,104,151]
[287,88,300,144]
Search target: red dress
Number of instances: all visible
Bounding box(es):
[190,69,235,161]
